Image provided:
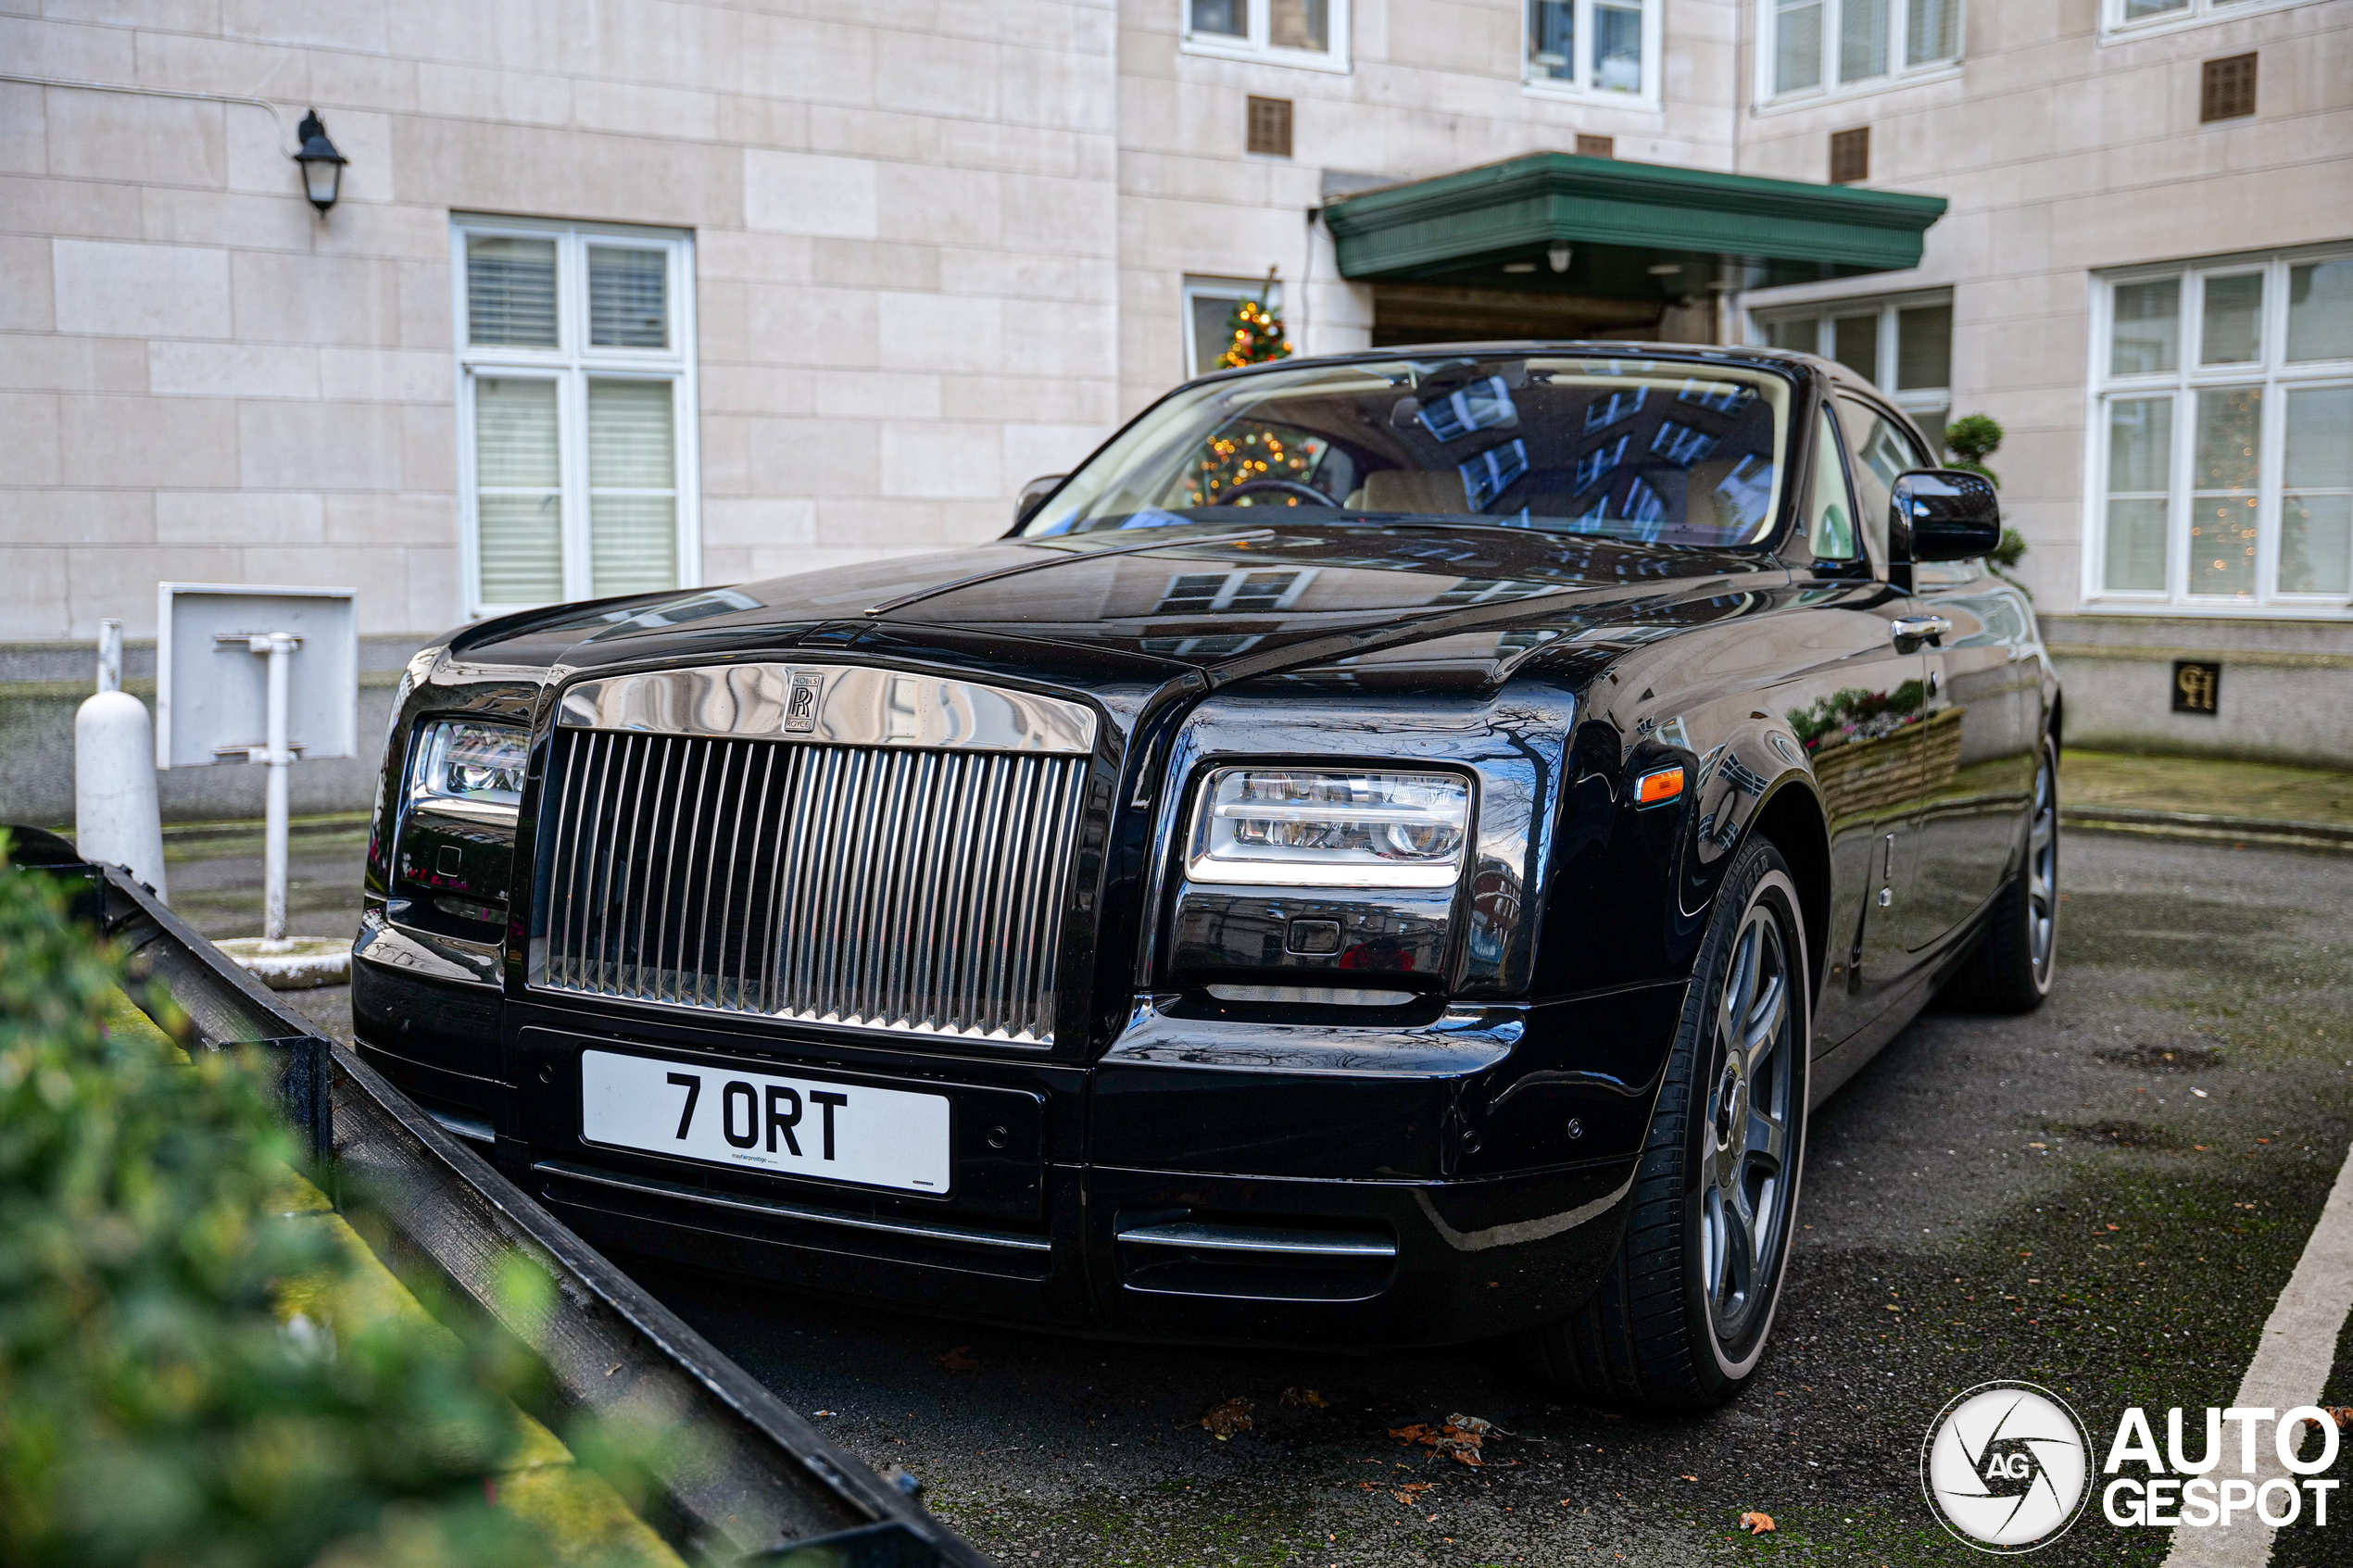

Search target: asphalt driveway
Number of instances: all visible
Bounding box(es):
[638,834,2353,1566]
[150,821,2353,1563]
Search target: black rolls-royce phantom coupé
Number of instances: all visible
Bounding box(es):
[355,344,2057,1410]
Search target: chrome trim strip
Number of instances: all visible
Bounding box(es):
[1410,1173,1636,1253]
[534,1160,1054,1254]
[1205,984,1419,1008]
[355,907,501,987]
[425,1107,496,1144]
[1114,1221,1399,1259]
[409,797,522,829]
[557,663,1097,756]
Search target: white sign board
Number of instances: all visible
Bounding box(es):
[157,583,359,768]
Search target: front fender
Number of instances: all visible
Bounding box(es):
[1529,700,1814,1000]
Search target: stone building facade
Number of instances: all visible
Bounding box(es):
[1,0,2347,823]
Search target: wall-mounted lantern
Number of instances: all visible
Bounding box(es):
[293,109,346,214]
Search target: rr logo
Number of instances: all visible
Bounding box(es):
[785,672,823,734]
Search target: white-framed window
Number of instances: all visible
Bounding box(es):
[450,216,699,618]
[1753,291,1954,447]
[2101,0,2313,41]
[1524,0,1664,109]
[1181,0,1351,71]
[2085,246,2353,613]
[1756,0,1963,107]
[1183,276,1285,379]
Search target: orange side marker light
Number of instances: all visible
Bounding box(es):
[1635,765,1685,808]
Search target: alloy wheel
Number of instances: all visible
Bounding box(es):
[1701,894,1798,1351]
[2026,747,2058,986]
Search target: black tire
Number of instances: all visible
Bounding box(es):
[1940,734,2058,1015]
[1529,837,1809,1411]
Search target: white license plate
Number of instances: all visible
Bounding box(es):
[579,1048,951,1195]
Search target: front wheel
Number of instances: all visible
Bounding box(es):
[1529,838,1809,1411]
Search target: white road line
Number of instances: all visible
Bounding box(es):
[2164,1136,2353,1568]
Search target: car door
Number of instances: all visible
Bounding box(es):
[1775,403,1934,1054]
[1836,395,2042,956]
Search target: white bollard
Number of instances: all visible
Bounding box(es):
[253,630,296,949]
[74,688,169,900]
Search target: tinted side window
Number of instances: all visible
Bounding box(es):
[1837,397,1930,568]
[1806,408,1859,561]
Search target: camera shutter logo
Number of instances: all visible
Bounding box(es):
[1920,1383,2092,1552]
[785,672,823,734]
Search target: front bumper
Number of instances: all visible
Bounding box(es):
[529,1152,1638,1348]
[353,948,1675,1349]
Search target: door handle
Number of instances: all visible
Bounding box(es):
[1890,614,1951,651]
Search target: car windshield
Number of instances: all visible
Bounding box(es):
[1021,354,1793,546]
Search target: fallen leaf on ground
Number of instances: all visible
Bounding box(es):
[1199,1397,1255,1439]
[938,1346,980,1374]
[1390,1413,1496,1466]
[1390,1481,1434,1505]
[1281,1386,1330,1408]
[1680,1474,1699,1483]
[1738,1512,1776,1535]
[2325,1408,2353,1433]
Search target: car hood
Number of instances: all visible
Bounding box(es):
[450,521,1788,698]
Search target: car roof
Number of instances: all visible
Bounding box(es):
[1195,339,1843,388]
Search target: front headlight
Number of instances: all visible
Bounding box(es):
[395,719,529,935]
[1185,768,1471,889]
[410,719,528,809]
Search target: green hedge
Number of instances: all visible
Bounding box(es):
[0,834,554,1568]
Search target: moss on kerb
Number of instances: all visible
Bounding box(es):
[276,1144,688,1568]
[102,985,686,1568]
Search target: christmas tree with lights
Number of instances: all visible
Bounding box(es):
[1216,270,1291,368]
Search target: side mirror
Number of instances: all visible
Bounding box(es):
[1013,473,1065,528]
[1889,469,2000,587]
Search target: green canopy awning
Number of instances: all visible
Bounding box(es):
[1322,153,1947,300]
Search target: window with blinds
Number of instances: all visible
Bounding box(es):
[587,380,677,596]
[467,238,558,346]
[473,377,564,605]
[453,220,697,614]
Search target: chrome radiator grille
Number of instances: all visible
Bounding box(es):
[535,672,1094,1047]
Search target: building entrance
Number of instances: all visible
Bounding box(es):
[1369,282,1712,347]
